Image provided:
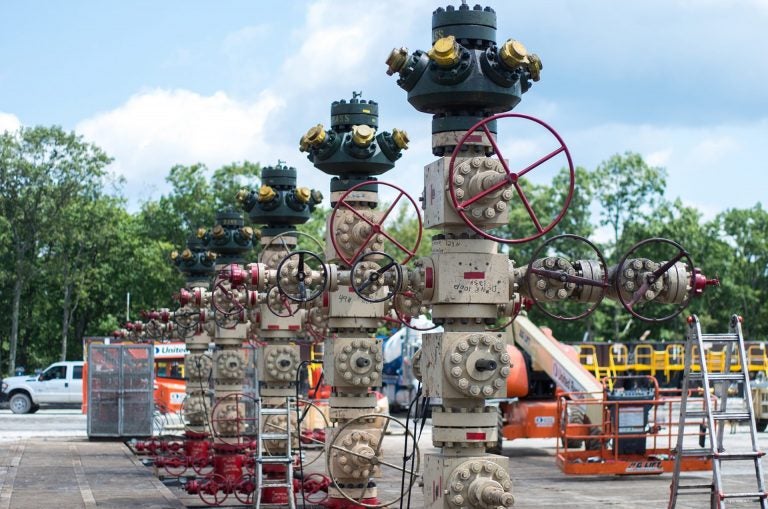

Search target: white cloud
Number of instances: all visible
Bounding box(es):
[222,25,269,56]
[76,89,285,208]
[563,118,768,213]
[276,0,428,92]
[66,0,768,221]
[0,112,21,133]
[645,149,672,167]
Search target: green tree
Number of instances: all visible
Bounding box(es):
[592,152,667,340]
[138,161,261,249]
[699,205,768,340]
[593,152,667,256]
[45,196,128,361]
[0,126,112,375]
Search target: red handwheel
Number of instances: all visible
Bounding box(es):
[448,113,575,244]
[329,180,422,266]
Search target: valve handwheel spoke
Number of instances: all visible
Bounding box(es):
[627,251,686,307]
[351,252,402,303]
[233,474,255,505]
[210,393,258,447]
[615,237,696,323]
[198,474,229,506]
[330,181,422,266]
[265,287,300,318]
[262,398,328,467]
[302,473,330,504]
[326,414,420,508]
[392,293,438,331]
[448,113,574,244]
[525,234,608,321]
[276,250,328,303]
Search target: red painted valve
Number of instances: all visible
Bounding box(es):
[525,234,609,321]
[329,180,422,266]
[615,237,700,323]
[448,113,574,244]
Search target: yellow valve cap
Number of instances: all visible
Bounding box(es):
[499,39,528,68]
[386,47,409,76]
[212,224,226,238]
[170,250,179,261]
[528,53,543,81]
[181,249,193,260]
[206,251,217,261]
[299,124,326,152]
[235,188,250,203]
[427,36,460,67]
[296,187,311,203]
[196,227,207,239]
[241,226,254,239]
[258,185,276,202]
[392,128,409,150]
[351,124,375,147]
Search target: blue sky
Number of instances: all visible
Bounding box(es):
[1,0,767,221]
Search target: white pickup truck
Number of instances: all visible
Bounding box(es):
[1,361,84,414]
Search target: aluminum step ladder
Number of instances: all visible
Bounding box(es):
[669,314,767,508]
[255,397,296,509]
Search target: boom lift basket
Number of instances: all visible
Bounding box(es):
[556,376,713,475]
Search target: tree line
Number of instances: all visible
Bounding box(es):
[1,125,765,375]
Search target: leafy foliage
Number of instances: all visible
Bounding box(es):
[1,127,766,376]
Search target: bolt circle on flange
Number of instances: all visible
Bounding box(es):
[262,230,325,268]
[327,414,420,508]
[265,345,300,382]
[615,237,696,323]
[390,289,438,331]
[335,339,383,386]
[172,307,201,338]
[448,113,574,244]
[276,250,328,303]
[446,459,514,509]
[265,287,300,318]
[262,398,329,467]
[329,180,422,266]
[444,333,510,398]
[350,251,403,303]
[525,234,609,321]
[210,392,258,446]
[304,303,331,342]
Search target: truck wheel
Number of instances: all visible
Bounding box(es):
[757,420,768,432]
[10,393,32,414]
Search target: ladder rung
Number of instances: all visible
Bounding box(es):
[677,483,714,491]
[685,411,751,421]
[720,492,768,500]
[716,451,765,460]
[259,482,292,488]
[261,433,290,440]
[678,448,713,457]
[700,334,739,342]
[689,373,745,382]
[258,456,293,464]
